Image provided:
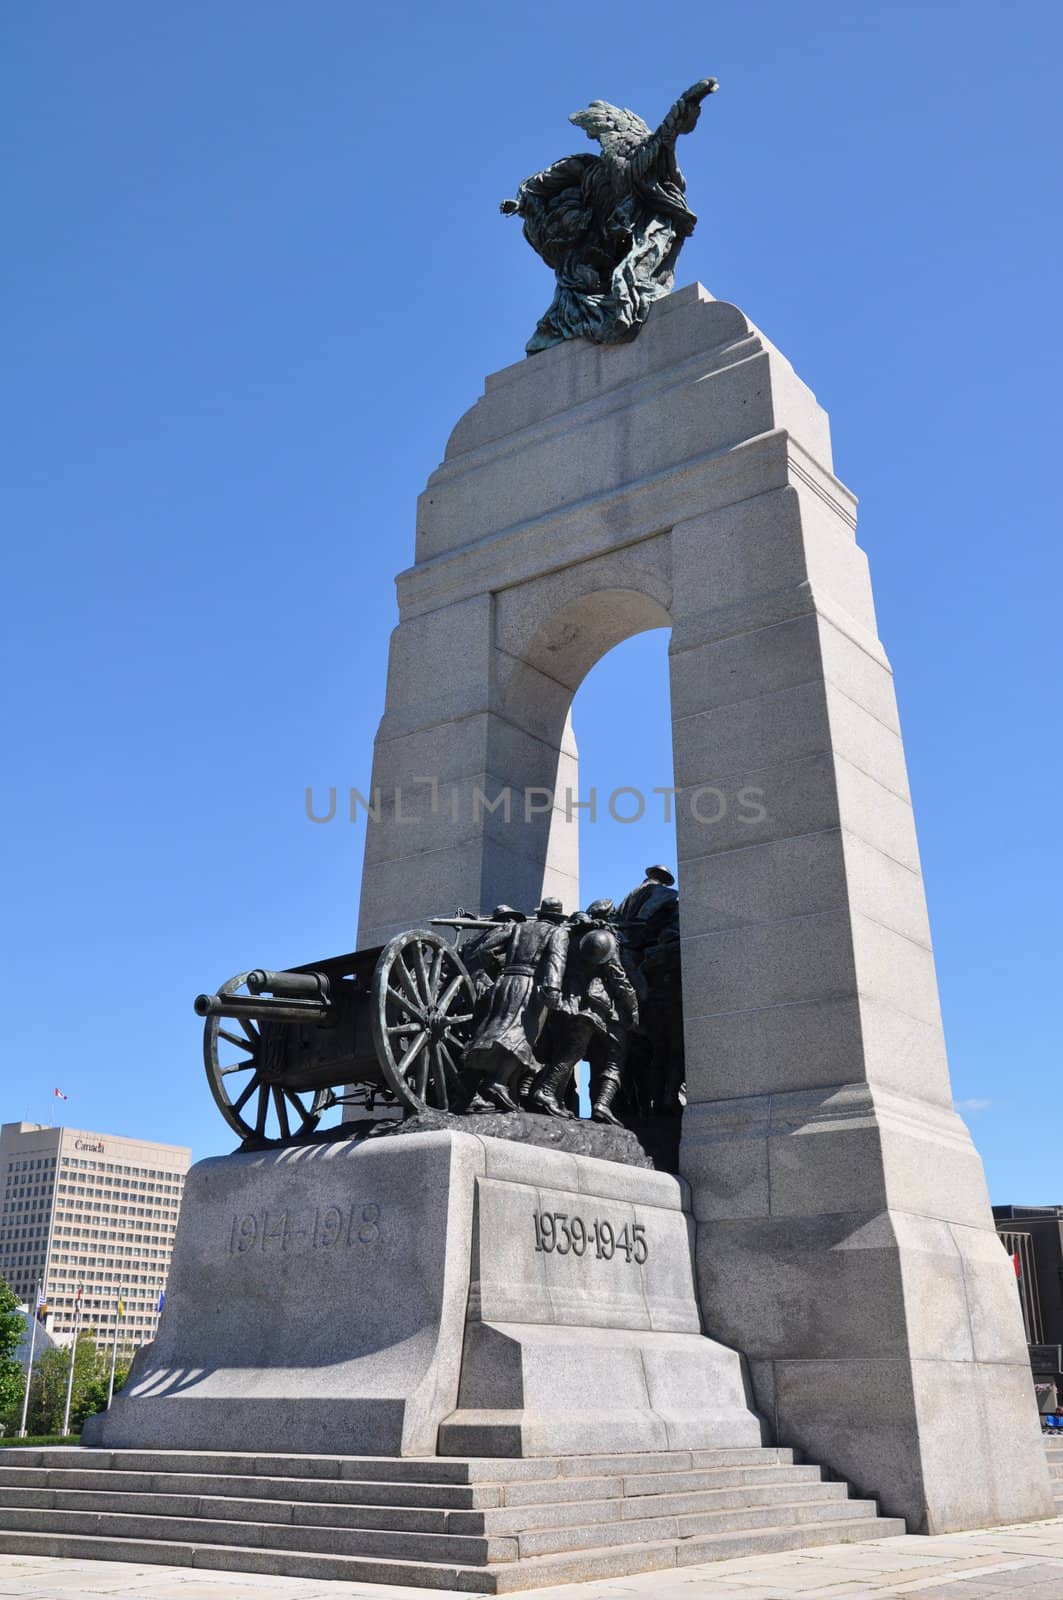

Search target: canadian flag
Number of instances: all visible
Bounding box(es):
[52,1088,68,1101]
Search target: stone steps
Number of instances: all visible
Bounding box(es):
[0,1451,811,1509]
[498,1515,904,1589]
[0,1445,790,1480]
[0,1446,906,1591]
[0,1519,905,1593]
[0,1506,509,1565]
[0,1465,501,1509]
[0,1474,851,1533]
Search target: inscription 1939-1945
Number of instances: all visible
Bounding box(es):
[229,1202,381,1256]
[533,1209,648,1263]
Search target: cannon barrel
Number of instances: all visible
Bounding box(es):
[194,992,333,1025]
[431,916,498,930]
[246,968,331,1001]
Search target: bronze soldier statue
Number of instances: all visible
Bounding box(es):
[463,898,569,1113]
[463,905,525,1001]
[529,924,638,1122]
[637,924,684,1114]
[616,864,678,953]
[443,879,680,1125]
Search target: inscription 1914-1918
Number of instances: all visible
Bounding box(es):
[533,1209,649,1263]
[229,1202,381,1256]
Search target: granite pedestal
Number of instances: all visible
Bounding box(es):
[84,1130,762,1457]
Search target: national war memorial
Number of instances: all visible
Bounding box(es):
[1,77,1053,1590]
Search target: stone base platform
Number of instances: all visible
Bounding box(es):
[0,1445,905,1591]
[84,1130,760,1459]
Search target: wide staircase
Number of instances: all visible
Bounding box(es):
[0,1444,904,1590]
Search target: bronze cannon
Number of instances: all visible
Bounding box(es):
[194,929,477,1144]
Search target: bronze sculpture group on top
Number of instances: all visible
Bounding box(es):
[195,868,683,1148]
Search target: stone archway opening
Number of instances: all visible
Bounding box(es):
[491,582,677,1120]
[556,623,676,1117]
[492,580,674,914]
[564,627,676,913]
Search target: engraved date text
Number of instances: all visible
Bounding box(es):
[533,1210,648,1263]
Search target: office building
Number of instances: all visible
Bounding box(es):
[0,1122,191,1348]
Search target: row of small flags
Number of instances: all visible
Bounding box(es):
[36,1281,81,1320]
[35,1283,164,1320]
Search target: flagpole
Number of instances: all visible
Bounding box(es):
[106,1287,123,1407]
[16,1279,42,1437]
[60,1293,82,1437]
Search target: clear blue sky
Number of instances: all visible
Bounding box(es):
[2,2,1060,1198]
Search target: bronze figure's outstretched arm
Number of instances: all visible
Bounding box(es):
[655,78,718,147]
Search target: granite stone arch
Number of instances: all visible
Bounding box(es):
[356,286,1050,1531]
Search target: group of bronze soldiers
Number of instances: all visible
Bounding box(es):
[453,866,683,1125]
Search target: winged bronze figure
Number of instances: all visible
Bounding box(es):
[501,79,718,355]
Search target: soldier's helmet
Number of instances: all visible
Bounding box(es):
[586,897,615,920]
[580,927,619,966]
[536,897,566,923]
[490,904,524,922]
[644,864,676,887]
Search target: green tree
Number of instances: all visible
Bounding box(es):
[26,1345,70,1435]
[0,1276,26,1432]
[75,1352,131,1430]
[25,1324,108,1440]
[0,1278,21,1361]
[25,1329,134,1435]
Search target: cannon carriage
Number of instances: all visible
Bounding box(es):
[194,928,478,1144]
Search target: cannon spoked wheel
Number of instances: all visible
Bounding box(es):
[371,930,477,1112]
[204,972,331,1143]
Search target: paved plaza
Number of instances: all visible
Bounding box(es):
[2,1518,1063,1599]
